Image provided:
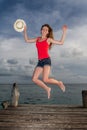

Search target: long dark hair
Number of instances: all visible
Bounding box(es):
[41,24,54,49]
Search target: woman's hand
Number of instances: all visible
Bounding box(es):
[62,25,67,31]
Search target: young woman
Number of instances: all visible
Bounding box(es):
[23,24,67,99]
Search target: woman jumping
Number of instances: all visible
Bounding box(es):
[23,24,67,99]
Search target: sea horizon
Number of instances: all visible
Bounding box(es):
[0,83,87,109]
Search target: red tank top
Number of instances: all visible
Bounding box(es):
[36,37,50,60]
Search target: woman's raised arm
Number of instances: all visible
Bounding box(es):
[48,25,67,45]
[23,25,36,43]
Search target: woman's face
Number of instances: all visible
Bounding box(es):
[41,26,49,37]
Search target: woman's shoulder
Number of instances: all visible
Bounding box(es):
[47,38,53,42]
[37,36,41,39]
[36,36,41,41]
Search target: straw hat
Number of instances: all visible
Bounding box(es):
[14,19,26,32]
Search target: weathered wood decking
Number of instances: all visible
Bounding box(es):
[0,104,87,130]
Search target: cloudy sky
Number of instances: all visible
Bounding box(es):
[0,0,87,84]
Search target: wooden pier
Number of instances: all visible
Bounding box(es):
[0,104,87,130]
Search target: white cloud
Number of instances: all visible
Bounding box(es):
[0,0,87,83]
[1,23,87,83]
[50,24,87,83]
[54,24,87,58]
[0,36,37,83]
[0,23,87,83]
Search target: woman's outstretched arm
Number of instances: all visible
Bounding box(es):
[23,25,36,43]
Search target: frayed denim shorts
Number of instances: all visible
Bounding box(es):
[36,57,51,68]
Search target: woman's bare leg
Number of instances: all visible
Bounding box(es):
[32,67,51,99]
[43,65,65,92]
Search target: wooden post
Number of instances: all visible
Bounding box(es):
[11,83,20,107]
[1,83,20,109]
[82,90,87,108]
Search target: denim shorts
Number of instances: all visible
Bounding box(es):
[36,57,51,68]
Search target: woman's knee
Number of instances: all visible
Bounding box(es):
[32,77,37,83]
[43,77,48,83]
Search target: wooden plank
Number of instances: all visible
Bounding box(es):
[0,104,87,130]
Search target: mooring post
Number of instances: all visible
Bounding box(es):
[11,83,20,107]
[82,90,87,108]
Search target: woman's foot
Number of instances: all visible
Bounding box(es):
[47,87,51,99]
[58,81,65,92]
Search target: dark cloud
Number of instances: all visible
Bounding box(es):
[60,47,84,58]
[0,73,12,76]
[0,0,87,38]
[7,59,18,65]
[29,58,37,65]
[0,0,18,15]
[72,48,84,57]
[65,62,87,76]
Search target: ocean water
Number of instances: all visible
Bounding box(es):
[0,83,87,109]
